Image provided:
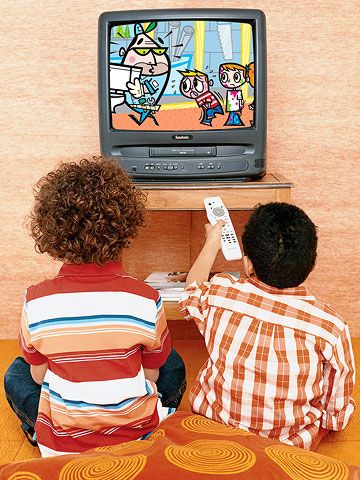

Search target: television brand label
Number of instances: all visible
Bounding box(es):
[173,135,193,140]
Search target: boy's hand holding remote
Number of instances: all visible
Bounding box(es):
[186,196,242,287]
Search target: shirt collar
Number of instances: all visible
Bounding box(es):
[58,261,126,277]
[247,276,309,296]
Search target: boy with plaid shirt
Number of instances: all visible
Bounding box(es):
[179,202,355,450]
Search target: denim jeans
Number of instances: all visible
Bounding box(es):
[225,111,245,126]
[201,104,223,126]
[4,347,186,443]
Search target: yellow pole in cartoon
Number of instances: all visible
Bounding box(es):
[240,23,252,102]
[194,21,205,72]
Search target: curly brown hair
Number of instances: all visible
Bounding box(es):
[28,156,147,264]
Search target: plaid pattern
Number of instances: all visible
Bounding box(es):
[178,274,355,450]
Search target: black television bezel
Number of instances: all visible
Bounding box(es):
[98,8,266,174]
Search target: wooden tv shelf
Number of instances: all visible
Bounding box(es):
[141,173,293,210]
[123,173,293,328]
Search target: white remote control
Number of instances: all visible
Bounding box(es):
[204,196,243,261]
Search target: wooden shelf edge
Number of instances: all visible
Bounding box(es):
[141,173,294,210]
[164,301,183,320]
[140,173,293,191]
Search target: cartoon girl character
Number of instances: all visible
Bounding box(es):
[219,63,247,126]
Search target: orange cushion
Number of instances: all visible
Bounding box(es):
[0,411,359,479]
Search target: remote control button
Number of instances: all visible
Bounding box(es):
[212,207,225,217]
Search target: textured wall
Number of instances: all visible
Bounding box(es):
[0,1,359,337]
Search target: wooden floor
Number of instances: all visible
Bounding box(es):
[2,337,360,467]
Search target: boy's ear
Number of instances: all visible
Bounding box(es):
[243,255,254,277]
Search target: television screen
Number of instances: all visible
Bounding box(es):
[98,9,266,182]
[109,19,255,131]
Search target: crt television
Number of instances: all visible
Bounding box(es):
[98,9,266,181]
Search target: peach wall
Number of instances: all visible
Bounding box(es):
[0,1,359,337]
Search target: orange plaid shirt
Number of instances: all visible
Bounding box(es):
[178,274,355,449]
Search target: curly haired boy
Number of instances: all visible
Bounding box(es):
[4,157,185,457]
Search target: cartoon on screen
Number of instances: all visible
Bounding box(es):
[109,19,254,130]
[219,63,247,126]
[110,22,171,126]
[178,70,223,126]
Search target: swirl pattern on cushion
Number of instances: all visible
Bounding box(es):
[95,430,165,454]
[8,473,42,480]
[146,429,165,441]
[165,439,256,474]
[59,454,146,480]
[182,414,252,436]
[265,445,349,480]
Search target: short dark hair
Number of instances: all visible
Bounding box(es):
[28,156,147,265]
[241,202,317,288]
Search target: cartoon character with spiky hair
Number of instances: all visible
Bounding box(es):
[110,22,171,126]
[178,69,223,126]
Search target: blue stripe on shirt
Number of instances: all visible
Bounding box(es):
[29,314,155,332]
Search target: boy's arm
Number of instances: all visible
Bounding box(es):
[179,221,225,330]
[30,363,48,385]
[185,221,225,287]
[321,324,356,431]
[142,299,171,370]
[19,300,47,367]
[144,368,159,383]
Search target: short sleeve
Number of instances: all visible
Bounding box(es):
[321,324,356,431]
[178,280,211,333]
[19,300,47,366]
[142,296,171,369]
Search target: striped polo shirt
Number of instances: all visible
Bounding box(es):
[179,274,355,450]
[19,262,172,457]
[195,91,221,109]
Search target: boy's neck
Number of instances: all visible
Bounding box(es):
[247,275,306,295]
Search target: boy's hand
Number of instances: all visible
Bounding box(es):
[205,220,226,252]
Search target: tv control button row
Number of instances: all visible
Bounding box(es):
[197,163,219,170]
[160,163,180,170]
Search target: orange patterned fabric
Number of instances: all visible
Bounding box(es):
[0,412,359,480]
